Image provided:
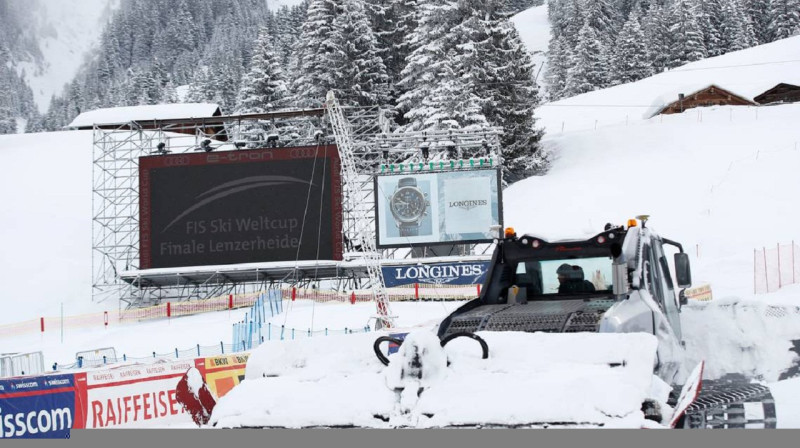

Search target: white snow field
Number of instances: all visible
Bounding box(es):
[2,27,800,426]
[511,1,550,89]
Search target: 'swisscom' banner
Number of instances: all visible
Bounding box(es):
[374,169,502,248]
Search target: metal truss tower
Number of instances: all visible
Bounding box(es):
[325,92,395,329]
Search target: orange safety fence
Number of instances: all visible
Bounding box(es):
[754,242,800,294]
[285,284,481,303]
[0,284,479,339]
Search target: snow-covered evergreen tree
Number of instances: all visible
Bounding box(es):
[364,0,419,91]
[416,51,489,132]
[642,2,673,73]
[612,11,652,85]
[745,0,774,43]
[667,0,707,68]
[290,0,338,107]
[768,0,800,40]
[396,0,462,128]
[326,0,391,106]
[695,0,724,57]
[581,0,622,46]
[544,33,571,100]
[479,18,545,175]
[162,78,179,104]
[719,0,758,52]
[398,0,543,176]
[0,107,16,135]
[236,27,287,113]
[563,20,611,96]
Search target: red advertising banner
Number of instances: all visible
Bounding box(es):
[76,360,196,428]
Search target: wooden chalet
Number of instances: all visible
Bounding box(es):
[754,83,800,105]
[655,85,757,116]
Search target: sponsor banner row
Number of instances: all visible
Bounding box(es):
[381,261,490,287]
[0,353,249,437]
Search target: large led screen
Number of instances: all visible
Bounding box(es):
[374,168,502,248]
[139,145,342,269]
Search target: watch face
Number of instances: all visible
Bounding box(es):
[390,186,427,223]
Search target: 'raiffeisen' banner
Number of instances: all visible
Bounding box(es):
[78,360,195,428]
[195,354,249,399]
[0,374,80,439]
[381,261,490,287]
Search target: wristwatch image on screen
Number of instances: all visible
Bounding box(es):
[389,177,429,237]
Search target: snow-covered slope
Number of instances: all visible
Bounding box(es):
[17,0,118,112]
[511,2,550,90]
[0,130,96,322]
[508,102,800,299]
[537,35,800,133]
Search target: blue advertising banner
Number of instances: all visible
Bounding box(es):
[388,333,409,355]
[0,374,75,439]
[382,261,490,287]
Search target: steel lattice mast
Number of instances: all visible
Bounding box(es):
[325,91,395,329]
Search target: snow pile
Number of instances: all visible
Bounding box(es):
[210,330,663,428]
[186,367,204,395]
[211,332,393,428]
[682,299,800,382]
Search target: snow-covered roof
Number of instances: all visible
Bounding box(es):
[67,103,222,128]
[644,83,757,118]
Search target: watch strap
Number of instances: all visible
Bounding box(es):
[399,223,419,237]
[398,177,416,188]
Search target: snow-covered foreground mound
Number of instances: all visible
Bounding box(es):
[682,299,800,382]
[210,331,665,428]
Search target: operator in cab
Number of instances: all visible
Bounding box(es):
[556,263,596,294]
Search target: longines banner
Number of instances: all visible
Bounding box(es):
[381,261,491,287]
[374,168,502,248]
[139,145,343,269]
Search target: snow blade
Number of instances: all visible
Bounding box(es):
[669,361,704,428]
[175,367,217,426]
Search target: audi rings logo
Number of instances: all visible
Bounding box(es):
[164,156,190,167]
[289,148,318,158]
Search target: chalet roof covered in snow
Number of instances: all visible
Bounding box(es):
[67,103,223,129]
[646,83,758,118]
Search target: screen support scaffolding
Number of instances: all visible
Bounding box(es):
[91,108,502,309]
